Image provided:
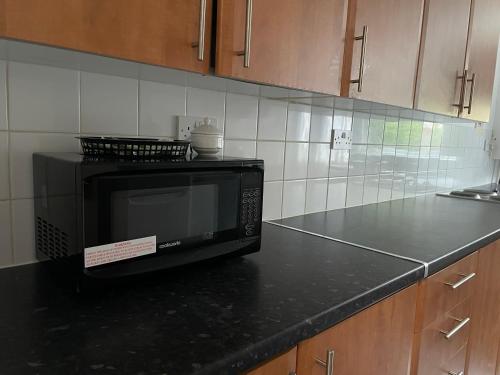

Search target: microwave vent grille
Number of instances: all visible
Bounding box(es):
[36,217,69,259]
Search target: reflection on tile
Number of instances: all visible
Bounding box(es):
[368,115,385,144]
[327,177,347,210]
[365,145,382,175]
[257,99,288,141]
[392,173,405,200]
[308,143,330,178]
[428,147,440,171]
[394,146,408,173]
[409,120,423,146]
[418,147,430,172]
[282,180,306,218]
[257,141,285,181]
[431,123,443,147]
[427,171,438,193]
[329,149,349,177]
[415,172,427,195]
[263,181,283,220]
[406,147,420,173]
[351,112,369,144]
[397,119,411,146]
[381,146,396,173]
[332,110,353,131]
[284,143,309,180]
[405,172,417,197]
[421,121,433,146]
[310,106,333,143]
[286,103,311,141]
[378,174,393,202]
[306,179,328,213]
[348,145,367,176]
[346,176,364,207]
[363,175,379,205]
[383,117,398,145]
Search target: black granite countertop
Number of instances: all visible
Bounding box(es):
[0,223,423,375]
[273,194,500,276]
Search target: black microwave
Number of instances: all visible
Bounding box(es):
[33,153,264,279]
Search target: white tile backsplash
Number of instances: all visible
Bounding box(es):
[10,132,80,199]
[0,201,12,267]
[257,141,285,181]
[9,62,79,133]
[139,80,186,137]
[257,99,288,141]
[225,93,258,139]
[282,180,306,218]
[0,40,496,268]
[306,178,328,213]
[0,132,9,200]
[223,140,256,158]
[81,72,138,135]
[263,181,283,220]
[286,103,311,142]
[284,142,309,180]
[0,61,7,130]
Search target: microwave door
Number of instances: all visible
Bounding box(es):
[110,184,222,246]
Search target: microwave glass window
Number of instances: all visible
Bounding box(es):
[110,180,239,246]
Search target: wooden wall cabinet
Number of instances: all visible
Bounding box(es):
[341,0,424,108]
[0,0,212,74]
[296,285,417,375]
[461,0,500,123]
[414,0,472,117]
[216,0,348,95]
[465,242,500,375]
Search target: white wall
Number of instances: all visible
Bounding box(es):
[0,40,496,268]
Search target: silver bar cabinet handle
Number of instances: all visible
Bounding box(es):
[453,69,468,115]
[314,349,335,375]
[441,317,470,340]
[448,371,465,375]
[464,73,476,115]
[237,0,253,68]
[444,272,476,289]
[350,25,368,92]
[192,0,207,61]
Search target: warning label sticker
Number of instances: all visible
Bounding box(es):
[84,236,157,268]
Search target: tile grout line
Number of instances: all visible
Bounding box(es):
[265,220,429,277]
[5,59,14,264]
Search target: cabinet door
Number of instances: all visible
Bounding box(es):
[246,347,296,375]
[216,0,348,94]
[414,0,471,117]
[296,285,417,375]
[462,0,500,122]
[0,0,212,74]
[341,0,424,108]
[465,242,500,375]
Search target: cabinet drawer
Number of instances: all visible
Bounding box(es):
[414,298,472,375]
[417,252,478,330]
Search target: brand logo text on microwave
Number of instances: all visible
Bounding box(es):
[159,240,181,249]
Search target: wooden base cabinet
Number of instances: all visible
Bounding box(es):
[296,285,417,375]
[0,0,213,74]
[245,347,297,375]
[465,242,500,375]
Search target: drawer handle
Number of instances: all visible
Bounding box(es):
[314,349,335,375]
[440,317,470,340]
[444,272,476,289]
[448,371,464,375]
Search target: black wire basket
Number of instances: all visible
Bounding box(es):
[78,137,190,160]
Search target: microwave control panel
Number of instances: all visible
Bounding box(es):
[241,188,262,237]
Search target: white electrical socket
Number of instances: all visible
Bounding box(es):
[176,115,216,140]
[331,129,352,150]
